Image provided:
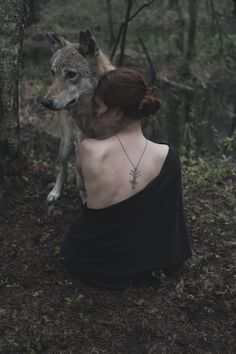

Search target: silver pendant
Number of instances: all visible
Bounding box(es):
[129,167,141,189]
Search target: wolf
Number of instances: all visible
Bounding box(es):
[41,29,115,202]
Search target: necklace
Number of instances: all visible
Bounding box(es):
[116,134,148,189]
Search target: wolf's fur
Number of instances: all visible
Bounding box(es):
[41,30,115,201]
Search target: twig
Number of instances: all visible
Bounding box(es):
[110,22,124,61]
[138,37,157,84]
[110,0,156,63]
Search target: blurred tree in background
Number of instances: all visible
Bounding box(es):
[0,0,26,156]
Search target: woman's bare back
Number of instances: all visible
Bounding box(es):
[77,133,169,209]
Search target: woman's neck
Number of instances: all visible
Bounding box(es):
[116,119,143,137]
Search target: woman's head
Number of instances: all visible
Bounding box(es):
[94,67,161,124]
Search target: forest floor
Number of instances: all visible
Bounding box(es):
[0,149,235,354]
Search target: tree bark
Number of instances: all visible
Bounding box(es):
[0,0,26,156]
[186,0,198,62]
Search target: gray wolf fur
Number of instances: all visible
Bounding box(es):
[41,29,115,201]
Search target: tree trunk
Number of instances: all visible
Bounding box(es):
[233,0,236,16]
[186,0,198,61]
[106,0,115,48]
[176,4,185,54]
[117,0,132,66]
[183,91,194,159]
[0,0,26,156]
[167,0,179,9]
[25,0,39,27]
[210,0,223,51]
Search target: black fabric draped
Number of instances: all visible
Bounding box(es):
[62,145,192,289]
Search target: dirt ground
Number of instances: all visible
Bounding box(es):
[0,152,235,354]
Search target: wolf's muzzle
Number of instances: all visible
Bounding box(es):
[41,97,54,110]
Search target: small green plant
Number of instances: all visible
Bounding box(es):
[65,293,84,305]
[32,289,43,297]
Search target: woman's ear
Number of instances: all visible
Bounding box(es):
[114,108,124,123]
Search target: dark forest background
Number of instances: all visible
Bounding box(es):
[20,0,236,157]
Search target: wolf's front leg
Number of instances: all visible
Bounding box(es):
[47,160,69,202]
[47,112,77,202]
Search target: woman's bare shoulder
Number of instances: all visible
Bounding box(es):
[148,141,169,156]
[146,141,170,172]
[80,136,115,148]
[77,136,116,162]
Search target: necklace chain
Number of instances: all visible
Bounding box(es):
[116,134,148,189]
[116,134,147,169]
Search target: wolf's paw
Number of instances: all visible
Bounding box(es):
[47,189,61,202]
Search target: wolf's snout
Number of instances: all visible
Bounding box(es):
[41,97,54,110]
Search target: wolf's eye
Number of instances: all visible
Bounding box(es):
[66,71,77,79]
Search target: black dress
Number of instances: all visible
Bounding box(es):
[62,145,192,289]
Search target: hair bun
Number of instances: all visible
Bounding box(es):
[138,85,161,116]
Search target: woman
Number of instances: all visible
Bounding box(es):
[62,67,192,289]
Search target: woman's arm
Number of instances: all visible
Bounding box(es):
[76,144,87,204]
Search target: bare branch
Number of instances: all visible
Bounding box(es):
[110,22,125,61]
[118,0,133,65]
[138,37,157,85]
[128,0,156,22]
[110,0,156,63]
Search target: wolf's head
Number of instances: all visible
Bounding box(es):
[41,29,111,111]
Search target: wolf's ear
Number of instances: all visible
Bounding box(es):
[79,29,99,57]
[46,32,71,53]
